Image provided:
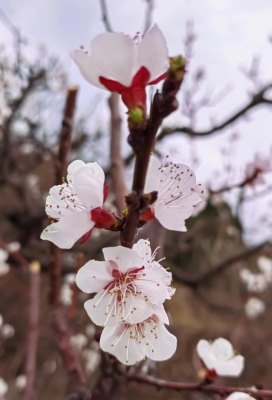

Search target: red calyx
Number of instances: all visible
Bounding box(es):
[139,206,155,222]
[91,207,118,229]
[99,66,163,110]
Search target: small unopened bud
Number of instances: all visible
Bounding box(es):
[128,107,146,130]
[29,260,41,274]
[169,55,186,81]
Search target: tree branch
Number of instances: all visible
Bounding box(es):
[171,241,269,288]
[108,93,127,213]
[129,374,272,398]
[23,261,41,400]
[158,83,272,140]
[99,0,113,32]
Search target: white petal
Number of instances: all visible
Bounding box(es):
[76,260,112,293]
[102,246,143,273]
[138,25,169,82]
[67,160,86,185]
[84,291,133,326]
[132,239,152,264]
[91,32,136,86]
[124,294,155,324]
[45,184,79,219]
[74,163,105,210]
[144,320,177,361]
[152,304,169,325]
[215,355,245,377]
[154,203,187,231]
[70,49,103,88]
[41,211,93,249]
[136,269,168,304]
[144,155,162,193]
[100,324,144,365]
[212,338,234,359]
[226,392,256,400]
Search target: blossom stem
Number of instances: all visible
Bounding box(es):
[129,374,272,398]
[121,61,186,248]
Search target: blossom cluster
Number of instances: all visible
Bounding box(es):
[40,24,206,366]
[41,153,203,364]
[240,256,272,319]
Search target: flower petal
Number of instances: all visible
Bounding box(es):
[76,260,112,293]
[226,392,256,400]
[144,320,177,361]
[132,239,153,267]
[74,163,105,210]
[67,160,86,185]
[70,49,103,88]
[215,355,245,377]
[102,246,143,273]
[154,203,187,231]
[91,32,136,86]
[138,25,169,83]
[144,155,162,193]
[84,291,134,326]
[136,269,167,304]
[41,211,93,249]
[100,324,144,365]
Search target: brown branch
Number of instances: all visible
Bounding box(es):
[49,86,78,307]
[172,241,269,288]
[129,374,272,398]
[108,93,127,213]
[0,69,46,182]
[52,306,91,399]
[121,61,186,248]
[143,0,154,31]
[210,168,263,195]
[23,261,41,400]
[158,82,272,140]
[99,0,113,32]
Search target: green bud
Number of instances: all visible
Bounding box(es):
[169,55,186,81]
[128,107,146,130]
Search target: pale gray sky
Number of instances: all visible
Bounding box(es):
[1,0,272,242]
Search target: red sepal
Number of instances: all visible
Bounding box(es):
[103,184,109,202]
[148,71,168,85]
[79,230,92,244]
[139,206,155,222]
[91,207,117,229]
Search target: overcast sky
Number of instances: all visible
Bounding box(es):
[1,0,272,242]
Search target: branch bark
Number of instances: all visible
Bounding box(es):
[157,83,272,140]
[108,93,127,213]
[129,374,272,398]
[23,261,41,400]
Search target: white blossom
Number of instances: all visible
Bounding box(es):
[100,310,177,365]
[83,349,101,373]
[41,160,105,249]
[71,25,168,110]
[60,283,73,306]
[6,241,21,253]
[257,256,272,283]
[244,297,266,319]
[1,324,15,339]
[0,249,9,277]
[226,392,256,400]
[196,338,244,377]
[70,333,88,352]
[76,239,173,326]
[240,269,267,293]
[15,375,27,390]
[0,377,8,396]
[144,156,204,231]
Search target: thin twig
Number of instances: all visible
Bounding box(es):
[171,241,269,288]
[108,93,127,213]
[129,374,272,398]
[121,63,186,248]
[99,0,113,32]
[157,83,272,140]
[49,86,78,307]
[23,261,41,400]
[143,0,154,32]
